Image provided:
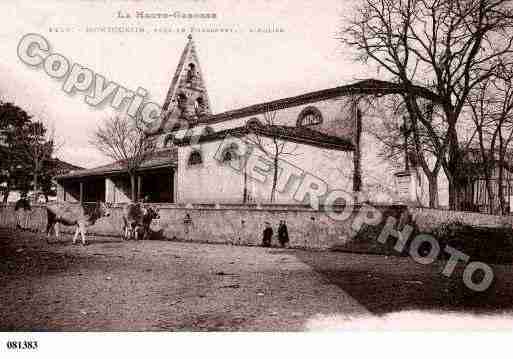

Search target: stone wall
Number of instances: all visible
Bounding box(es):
[410,207,513,232]
[0,203,406,251]
[4,203,510,253]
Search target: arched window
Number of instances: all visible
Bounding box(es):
[246,117,262,129]
[297,106,323,127]
[186,63,196,83]
[187,149,203,166]
[203,126,215,136]
[169,121,182,132]
[177,93,187,109]
[163,133,175,147]
[223,150,233,162]
[195,97,206,116]
[221,143,239,163]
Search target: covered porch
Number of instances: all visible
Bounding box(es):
[56,149,177,204]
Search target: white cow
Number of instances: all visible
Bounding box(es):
[45,201,111,245]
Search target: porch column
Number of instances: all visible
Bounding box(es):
[168,169,173,203]
[105,177,116,203]
[79,181,84,204]
[137,175,142,202]
[56,181,65,202]
[173,168,178,204]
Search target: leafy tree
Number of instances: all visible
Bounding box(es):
[0,101,31,202]
[16,120,56,196]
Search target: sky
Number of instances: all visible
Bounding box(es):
[0,0,373,168]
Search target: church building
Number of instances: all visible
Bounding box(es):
[56,35,397,206]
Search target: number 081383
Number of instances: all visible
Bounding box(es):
[6,341,38,350]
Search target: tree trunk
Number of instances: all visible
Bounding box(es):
[499,165,506,215]
[427,174,439,208]
[243,168,248,203]
[446,118,460,210]
[270,155,278,203]
[353,107,362,195]
[33,171,38,194]
[483,162,495,214]
[130,173,137,202]
[498,135,506,215]
[447,175,457,210]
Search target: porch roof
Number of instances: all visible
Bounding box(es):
[56,148,177,180]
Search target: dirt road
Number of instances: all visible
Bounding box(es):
[0,229,366,331]
[2,228,513,331]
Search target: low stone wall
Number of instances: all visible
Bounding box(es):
[410,207,513,232]
[0,203,407,251]
[6,203,510,253]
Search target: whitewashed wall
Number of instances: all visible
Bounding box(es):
[177,135,354,205]
[177,140,245,203]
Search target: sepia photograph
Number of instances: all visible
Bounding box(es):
[1,0,513,356]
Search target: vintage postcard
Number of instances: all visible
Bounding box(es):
[1,0,513,357]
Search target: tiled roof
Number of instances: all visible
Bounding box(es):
[56,148,177,180]
[51,158,84,176]
[173,124,355,151]
[154,78,442,133]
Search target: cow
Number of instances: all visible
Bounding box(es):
[122,203,160,240]
[45,201,111,245]
[138,206,160,240]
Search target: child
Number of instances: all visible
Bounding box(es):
[278,220,289,247]
[262,221,273,247]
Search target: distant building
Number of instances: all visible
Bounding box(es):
[2,158,83,203]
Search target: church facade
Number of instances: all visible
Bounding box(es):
[56,35,397,206]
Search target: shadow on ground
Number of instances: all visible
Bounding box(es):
[268,248,513,316]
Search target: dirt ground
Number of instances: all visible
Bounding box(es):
[2,227,513,331]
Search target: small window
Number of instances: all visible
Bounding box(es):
[297,106,323,127]
[177,93,187,102]
[223,150,233,162]
[186,63,196,83]
[188,150,203,166]
[195,97,206,116]
[203,126,215,136]
[246,117,262,129]
[221,143,239,163]
[164,133,174,147]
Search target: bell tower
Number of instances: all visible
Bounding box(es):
[160,34,212,131]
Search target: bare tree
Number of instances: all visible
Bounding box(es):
[342,0,513,209]
[468,63,513,214]
[350,97,363,197]
[368,96,446,207]
[90,115,157,202]
[244,109,298,203]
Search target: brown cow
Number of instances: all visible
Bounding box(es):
[138,206,160,240]
[122,203,159,240]
[45,201,111,245]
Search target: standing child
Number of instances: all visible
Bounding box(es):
[278,220,289,248]
[262,221,273,247]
